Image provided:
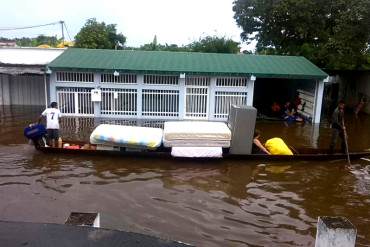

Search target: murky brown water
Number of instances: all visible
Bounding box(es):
[1,105,370,246]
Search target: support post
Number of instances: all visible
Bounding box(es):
[1,74,11,105]
[178,74,186,120]
[137,74,143,118]
[93,101,101,127]
[246,75,256,106]
[208,77,217,120]
[315,216,357,247]
[43,74,48,108]
[313,79,325,124]
[49,72,57,102]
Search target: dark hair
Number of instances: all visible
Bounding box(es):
[254,129,261,138]
[338,99,345,105]
[50,102,58,108]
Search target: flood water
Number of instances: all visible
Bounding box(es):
[0,105,370,246]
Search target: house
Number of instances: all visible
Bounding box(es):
[0,47,65,106]
[47,48,328,123]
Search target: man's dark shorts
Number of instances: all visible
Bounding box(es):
[47,129,59,140]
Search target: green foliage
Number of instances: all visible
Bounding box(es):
[233,0,370,70]
[74,18,126,49]
[138,35,240,54]
[188,36,240,54]
[0,35,61,47]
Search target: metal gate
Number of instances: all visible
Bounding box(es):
[57,88,94,116]
[185,77,210,119]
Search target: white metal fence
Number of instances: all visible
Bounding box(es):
[101,73,137,84]
[101,88,137,116]
[185,87,208,119]
[216,77,247,87]
[144,75,179,85]
[57,88,94,116]
[142,89,179,117]
[54,73,249,120]
[56,72,94,83]
[214,91,247,119]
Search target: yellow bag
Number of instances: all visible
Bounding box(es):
[265,138,293,155]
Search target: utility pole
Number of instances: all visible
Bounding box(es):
[60,20,65,43]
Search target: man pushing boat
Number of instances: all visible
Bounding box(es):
[38,102,62,147]
[329,100,346,153]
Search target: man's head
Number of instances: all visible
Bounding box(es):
[254,129,261,139]
[338,100,345,110]
[50,102,58,108]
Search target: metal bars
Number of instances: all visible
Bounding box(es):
[56,72,94,83]
[101,88,137,116]
[101,73,137,84]
[185,87,208,119]
[185,76,210,86]
[57,88,94,116]
[144,75,179,85]
[142,89,179,117]
[216,77,247,87]
[214,91,247,119]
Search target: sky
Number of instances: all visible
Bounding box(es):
[0,0,255,51]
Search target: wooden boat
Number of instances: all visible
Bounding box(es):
[35,140,370,161]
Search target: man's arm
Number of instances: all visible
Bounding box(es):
[254,139,270,154]
[38,109,47,124]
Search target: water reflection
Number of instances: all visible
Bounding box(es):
[0,106,370,246]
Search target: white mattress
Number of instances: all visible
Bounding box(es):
[163,139,230,148]
[90,124,163,149]
[163,121,231,141]
[171,147,223,158]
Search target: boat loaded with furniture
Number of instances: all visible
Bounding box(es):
[25,106,370,161]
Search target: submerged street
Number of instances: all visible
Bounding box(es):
[0,105,370,246]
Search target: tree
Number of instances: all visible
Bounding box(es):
[188,36,240,54]
[74,18,126,49]
[0,35,61,47]
[233,0,370,70]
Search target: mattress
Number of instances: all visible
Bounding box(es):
[163,121,231,141]
[163,139,230,148]
[90,124,163,149]
[171,147,223,158]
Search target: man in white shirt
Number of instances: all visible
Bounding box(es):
[38,102,62,147]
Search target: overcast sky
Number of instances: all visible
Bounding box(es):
[0,0,255,51]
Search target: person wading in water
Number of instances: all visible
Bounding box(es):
[329,100,346,153]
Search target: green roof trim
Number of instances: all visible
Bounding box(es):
[49,48,328,80]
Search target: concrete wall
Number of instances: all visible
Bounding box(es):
[0,74,47,106]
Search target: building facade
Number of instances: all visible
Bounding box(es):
[0,47,65,106]
[48,49,328,123]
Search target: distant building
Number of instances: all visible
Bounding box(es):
[0,47,65,106]
[0,40,17,48]
[48,48,328,123]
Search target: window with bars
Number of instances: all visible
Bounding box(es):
[143,75,179,85]
[56,72,94,83]
[185,76,210,86]
[101,73,137,84]
[101,88,137,116]
[142,89,179,117]
[57,87,94,115]
[214,91,247,119]
[216,77,247,87]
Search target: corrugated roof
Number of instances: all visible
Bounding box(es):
[0,47,65,66]
[49,48,328,79]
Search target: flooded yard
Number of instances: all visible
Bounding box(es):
[0,105,370,246]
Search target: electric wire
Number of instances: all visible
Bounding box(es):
[63,22,72,41]
[0,21,61,31]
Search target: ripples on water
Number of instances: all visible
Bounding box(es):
[1,106,370,246]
